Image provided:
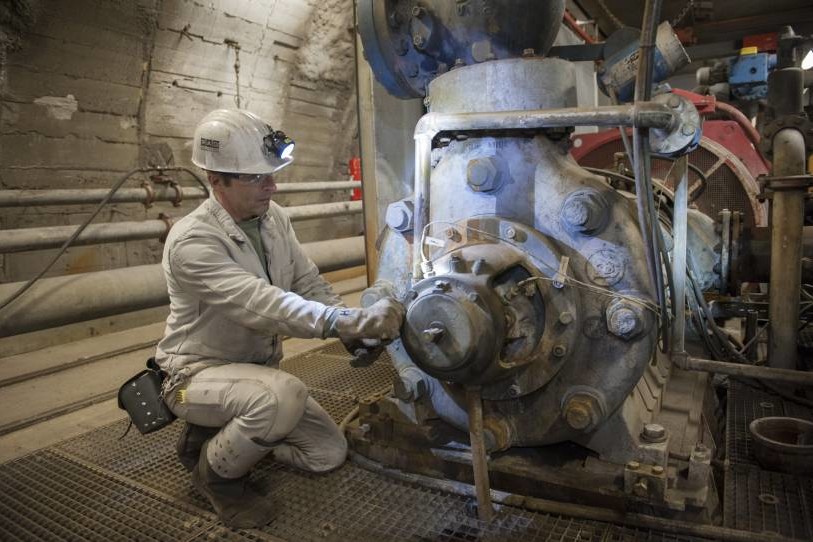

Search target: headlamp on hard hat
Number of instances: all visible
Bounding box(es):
[264,128,295,161]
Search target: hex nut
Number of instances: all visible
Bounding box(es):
[560,190,609,236]
[466,157,503,192]
[563,392,604,431]
[606,298,646,340]
[641,423,667,443]
[385,200,415,233]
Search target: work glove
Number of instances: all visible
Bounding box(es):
[325,298,405,367]
[327,298,405,341]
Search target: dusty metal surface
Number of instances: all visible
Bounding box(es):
[724,379,813,539]
[0,342,739,541]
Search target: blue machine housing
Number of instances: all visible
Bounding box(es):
[729,52,776,101]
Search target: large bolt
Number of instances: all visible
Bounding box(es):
[681,122,697,136]
[552,344,567,357]
[563,392,603,431]
[385,200,414,233]
[560,189,609,236]
[641,423,667,443]
[466,157,502,192]
[413,34,426,49]
[606,298,645,340]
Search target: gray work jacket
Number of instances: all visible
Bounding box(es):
[155,196,341,374]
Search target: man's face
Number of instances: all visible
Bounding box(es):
[210,172,277,221]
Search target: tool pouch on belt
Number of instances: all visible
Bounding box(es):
[118,357,176,435]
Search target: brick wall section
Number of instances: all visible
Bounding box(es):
[0,0,361,282]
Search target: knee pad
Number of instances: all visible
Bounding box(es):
[244,373,308,445]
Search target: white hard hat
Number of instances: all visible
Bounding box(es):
[191,109,294,175]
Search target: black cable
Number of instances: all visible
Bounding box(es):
[0,166,207,311]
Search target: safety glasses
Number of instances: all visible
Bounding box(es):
[223,173,274,185]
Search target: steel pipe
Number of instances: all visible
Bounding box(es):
[0,220,170,253]
[678,355,813,387]
[0,182,361,208]
[0,236,365,337]
[0,185,206,207]
[284,200,362,221]
[768,128,807,370]
[414,103,676,139]
[0,202,363,254]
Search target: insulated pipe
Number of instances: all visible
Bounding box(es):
[0,202,363,254]
[768,128,808,370]
[411,102,679,279]
[0,236,365,338]
[0,182,361,208]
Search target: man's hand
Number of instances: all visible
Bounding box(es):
[342,338,386,368]
[329,298,405,341]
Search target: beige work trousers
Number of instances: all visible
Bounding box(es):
[166,363,347,478]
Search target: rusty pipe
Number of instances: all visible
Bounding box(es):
[768,128,808,370]
[676,355,813,386]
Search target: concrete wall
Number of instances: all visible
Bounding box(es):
[0,0,361,284]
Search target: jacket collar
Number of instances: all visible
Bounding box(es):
[205,196,276,244]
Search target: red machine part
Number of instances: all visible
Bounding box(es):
[571,119,769,227]
[743,32,779,53]
[349,156,362,201]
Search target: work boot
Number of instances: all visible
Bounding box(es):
[191,441,275,529]
[176,422,219,472]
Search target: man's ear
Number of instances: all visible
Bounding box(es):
[207,171,220,187]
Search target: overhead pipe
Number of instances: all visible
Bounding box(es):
[412,102,679,279]
[0,236,366,338]
[0,201,363,254]
[0,181,361,208]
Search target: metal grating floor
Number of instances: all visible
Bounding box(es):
[1,341,710,541]
[724,379,813,539]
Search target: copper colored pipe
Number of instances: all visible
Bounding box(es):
[563,10,596,44]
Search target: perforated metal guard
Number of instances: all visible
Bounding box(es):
[724,464,813,540]
[280,340,397,402]
[577,140,758,227]
[724,380,813,539]
[725,379,787,465]
[0,342,713,540]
